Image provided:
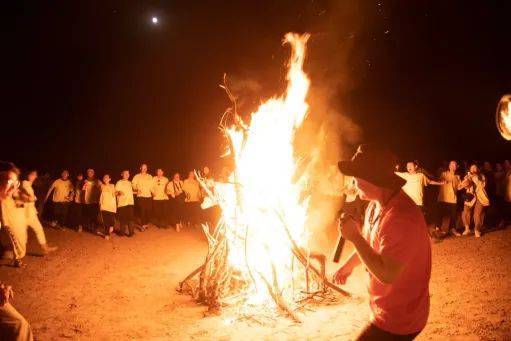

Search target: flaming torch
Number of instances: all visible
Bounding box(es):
[496,94,511,141]
[178,33,350,321]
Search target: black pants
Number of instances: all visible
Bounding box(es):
[169,199,184,225]
[437,202,457,230]
[83,203,99,230]
[152,200,168,227]
[136,197,152,226]
[118,205,135,235]
[53,202,70,226]
[70,202,84,229]
[184,202,201,224]
[357,324,421,341]
[100,211,116,235]
[503,202,511,225]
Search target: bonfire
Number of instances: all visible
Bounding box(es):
[178,33,350,322]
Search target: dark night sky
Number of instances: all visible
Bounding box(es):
[3,0,510,176]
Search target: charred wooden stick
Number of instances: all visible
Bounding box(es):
[178,264,205,292]
[256,270,302,323]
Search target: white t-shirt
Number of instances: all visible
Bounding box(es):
[151,176,169,200]
[48,179,74,203]
[437,171,460,204]
[115,180,134,207]
[132,173,153,198]
[396,172,429,206]
[100,183,117,213]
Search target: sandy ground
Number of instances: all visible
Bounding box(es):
[1,225,510,340]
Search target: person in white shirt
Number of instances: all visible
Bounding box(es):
[82,168,101,232]
[436,161,465,237]
[151,168,169,228]
[44,170,74,229]
[396,161,444,208]
[167,172,185,232]
[132,163,153,231]
[115,170,135,237]
[99,174,116,240]
[0,281,34,341]
[20,171,57,254]
[460,164,490,238]
[182,171,202,226]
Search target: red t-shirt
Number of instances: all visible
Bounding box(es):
[363,191,432,335]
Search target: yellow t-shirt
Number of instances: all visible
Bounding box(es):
[100,183,117,213]
[48,179,73,203]
[132,173,153,198]
[183,179,202,202]
[151,176,169,200]
[437,171,460,204]
[115,180,134,207]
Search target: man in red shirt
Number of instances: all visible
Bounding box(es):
[335,145,432,340]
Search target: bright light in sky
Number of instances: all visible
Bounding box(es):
[151,16,158,24]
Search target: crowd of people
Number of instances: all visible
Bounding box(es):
[0,162,221,269]
[341,159,511,241]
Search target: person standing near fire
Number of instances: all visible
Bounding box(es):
[1,165,30,267]
[115,170,136,237]
[436,161,464,237]
[460,164,490,238]
[44,169,73,229]
[99,174,116,240]
[395,161,444,212]
[167,172,185,232]
[182,171,202,227]
[132,163,153,231]
[82,168,101,232]
[20,171,58,254]
[151,168,169,228]
[335,145,431,340]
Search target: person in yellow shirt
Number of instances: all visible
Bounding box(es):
[44,170,73,229]
[0,281,33,341]
[151,168,169,228]
[20,171,58,254]
[82,168,101,232]
[115,170,135,237]
[182,171,202,227]
[132,163,153,231]
[167,172,185,232]
[1,166,29,267]
[99,174,117,240]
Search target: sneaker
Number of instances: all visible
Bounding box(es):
[462,229,471,236]
[451,228,462,237]
[104,235,110,240]
[475,230,481,238]
[77,225,83,233]
[50,221,57,227]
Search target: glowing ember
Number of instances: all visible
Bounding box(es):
[220,32,311,303]
[497,95,511,141]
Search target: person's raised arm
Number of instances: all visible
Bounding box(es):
[44,180,56,202]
